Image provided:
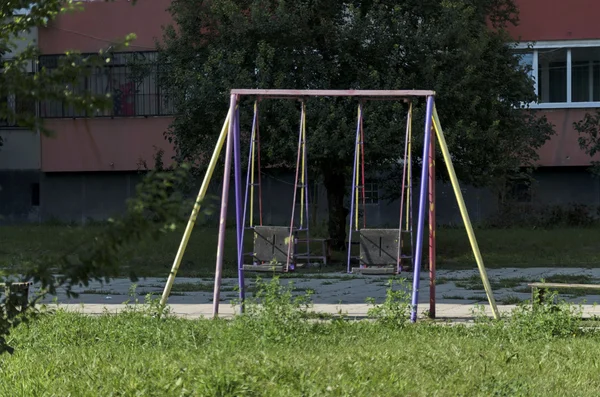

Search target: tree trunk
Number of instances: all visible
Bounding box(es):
[322,168,348,250]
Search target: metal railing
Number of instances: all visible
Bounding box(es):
[38,51,175,118]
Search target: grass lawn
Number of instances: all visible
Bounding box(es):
[1,225,600,278]
[1,297,599,396]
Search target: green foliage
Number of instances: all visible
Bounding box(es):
[0,1,138,135]
[236,277,314,343]
[367,279,412,327]
[574,110,600,176]
[2,292,600,394]
[487,202,599,228]
[508,290,583,340]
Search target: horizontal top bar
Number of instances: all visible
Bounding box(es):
[230,89,435,98]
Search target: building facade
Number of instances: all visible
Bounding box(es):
[1,0,599,226]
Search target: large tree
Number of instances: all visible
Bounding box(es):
[159,0,553,248]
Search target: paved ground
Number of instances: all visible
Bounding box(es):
[34,267,600,320]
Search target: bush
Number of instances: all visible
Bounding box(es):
[486,202,598,228]
[233,277,314,343]
[367,279,412,327]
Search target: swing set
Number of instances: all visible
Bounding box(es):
[240,100,330,274]
[160,89,499,322]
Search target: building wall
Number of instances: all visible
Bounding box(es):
[37,0,175,173]
[507,1,600,168]
[511,0,600,41]
[39,171,144,223]
[0,24,40,224]
[38,0,172,54]
[41,118,174,172]
[0,129,40,170]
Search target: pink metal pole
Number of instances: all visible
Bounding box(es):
[212,94,236,318]
[428,128,436,319]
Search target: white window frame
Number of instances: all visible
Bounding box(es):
[515,39,600,109]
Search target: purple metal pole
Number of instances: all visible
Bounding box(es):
[303,113,311,266]
[241,105,258,239]
[410,96,435,323]
[233,103,245,313]
[346,103,362,273]
[212,94,236,318]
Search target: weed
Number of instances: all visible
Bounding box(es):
[367,279,411,327]
[543,274,592,284]
[442,295,465,300]
[170,282,214,292]
[235,277,314,343]
[466,295,487,301]
[503,289,583,339]
[500,295,523,305]
[81,289,123,295]
[321,281,334,285]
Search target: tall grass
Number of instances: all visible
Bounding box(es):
[1,279,600,396]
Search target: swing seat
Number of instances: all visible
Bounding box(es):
[243,226,297,272]
[352,229,406,275]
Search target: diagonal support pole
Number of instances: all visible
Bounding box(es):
[160,107,232,308]
[431,106,499,319]
[410,95,434,322]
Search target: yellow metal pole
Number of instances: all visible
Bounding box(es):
[355,104,361,231]
[160,109,232,307]
[431,106,499,319]
[300,102,306,228]
[250,101,257,227]
[406,104,412,231]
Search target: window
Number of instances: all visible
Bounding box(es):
[505,179,532,203]
[0,94,36,129]
[363,181,380,204]
[39,51,174,118]
[1,60,36,128]
[31,183,40,207]
[538,49,567,103]
[516,40,600,108]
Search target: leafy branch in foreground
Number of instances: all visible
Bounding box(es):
[574,110,600,176]
[24,164,193,297]
[0,162,193,355]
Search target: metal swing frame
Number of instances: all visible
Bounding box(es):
[347,102,415,276]
[159,89,499,323]
[240,100,329,273]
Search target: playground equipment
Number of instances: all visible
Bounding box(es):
[347,103,414,275]
[240,101,329,273]
[160,89,499,322]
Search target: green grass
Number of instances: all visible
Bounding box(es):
[169,282,214,292]
[543,274,593,284]
[2,296,600,395]
[2,225,600,278]
[442,294,465,300]
[455,276,528,291]
[500,295,524,304]
[81,289,123,295]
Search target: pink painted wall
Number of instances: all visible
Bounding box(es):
[41,118,175,172]
[39,0,173,54]
[510,0,600,42]
[537,109,599,167]
[504,1,600,167]
[38,0,176,172]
